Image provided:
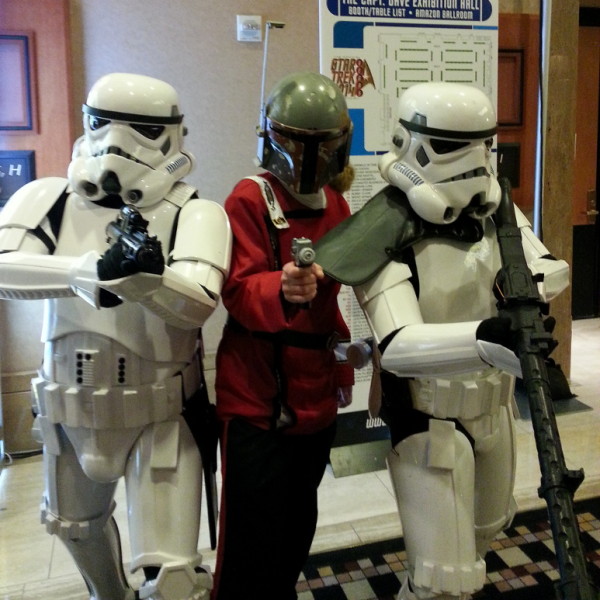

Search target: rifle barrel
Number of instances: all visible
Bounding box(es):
[495,177,598,600]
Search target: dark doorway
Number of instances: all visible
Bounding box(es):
[572,8,600,319]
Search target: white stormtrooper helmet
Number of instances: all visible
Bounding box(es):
[378,82,500,225]
[68,73,195,207]
[258,71,353,195]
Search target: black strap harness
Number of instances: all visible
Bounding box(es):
[226,316,340,350]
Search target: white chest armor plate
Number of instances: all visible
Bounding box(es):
[413,218,501,323]
[44,194,197,365]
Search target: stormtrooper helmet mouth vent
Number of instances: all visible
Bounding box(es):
[442,192,492,222]
[464,192,495,217]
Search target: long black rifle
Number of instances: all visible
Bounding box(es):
[494,177,598,600]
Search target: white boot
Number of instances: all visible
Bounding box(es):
[397,574,471,600]
[397,575,419,600]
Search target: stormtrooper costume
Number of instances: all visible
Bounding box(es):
[0,73,232,600]
[316,82,569,600]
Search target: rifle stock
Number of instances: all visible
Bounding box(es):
[494,177,598,600]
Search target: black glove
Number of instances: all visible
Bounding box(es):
[475,316,522,376]
[476,316,516,350]
[97,241,165,308]
[476,316,556,354]
[97,243,140,280]
[97,244,140,308]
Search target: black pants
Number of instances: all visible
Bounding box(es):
[212,418,336,600]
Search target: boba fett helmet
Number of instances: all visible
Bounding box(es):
[258,72,352,194]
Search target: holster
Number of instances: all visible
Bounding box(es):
[181,363,219,550]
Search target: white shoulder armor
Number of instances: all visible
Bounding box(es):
[0,177,69,252]
[0,178,102,303]
[354,260,422,345]
[355,260,413,305]
[101,198,232,329]
[170,198,231,276]
[515,205,570,302]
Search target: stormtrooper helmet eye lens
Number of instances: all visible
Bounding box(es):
[416,146,430,167]
[88,116,110,131]
[131,124,166,140]
[392,133,405,149]
[429,138,470,155]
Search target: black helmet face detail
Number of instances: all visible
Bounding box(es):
[263,117,352,194]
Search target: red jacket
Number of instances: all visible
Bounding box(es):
[215,173,354,434]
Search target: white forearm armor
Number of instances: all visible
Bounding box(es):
[515,206,569,302]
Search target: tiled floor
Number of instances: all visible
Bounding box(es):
[296,497,600,599]
[0,318,598,599]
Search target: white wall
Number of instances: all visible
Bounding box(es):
[69,0,321,355]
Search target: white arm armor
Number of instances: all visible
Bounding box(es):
[0,177,102,303]
[380,318,522,379]
[381,321,489,378]
[0,177,68,243]
[0,182,233,329]
[355,262,488,377]
[100,199,232,329]
[515,206,569,302]
[356,257,524,379]
[0,250,99,303]
[371,296,522,379]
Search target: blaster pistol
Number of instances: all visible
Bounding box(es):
[105,205,164,274]
[291,237,315,268]
[291,237,315,309]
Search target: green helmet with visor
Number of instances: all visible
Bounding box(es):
[259,72,352,194]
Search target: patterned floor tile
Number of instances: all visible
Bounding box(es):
[300,498,600,599]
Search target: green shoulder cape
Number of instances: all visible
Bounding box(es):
[315,185,485,286]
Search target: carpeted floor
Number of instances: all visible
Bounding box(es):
[298,498,600,599]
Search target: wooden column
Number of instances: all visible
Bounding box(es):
[542,1,579,376]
